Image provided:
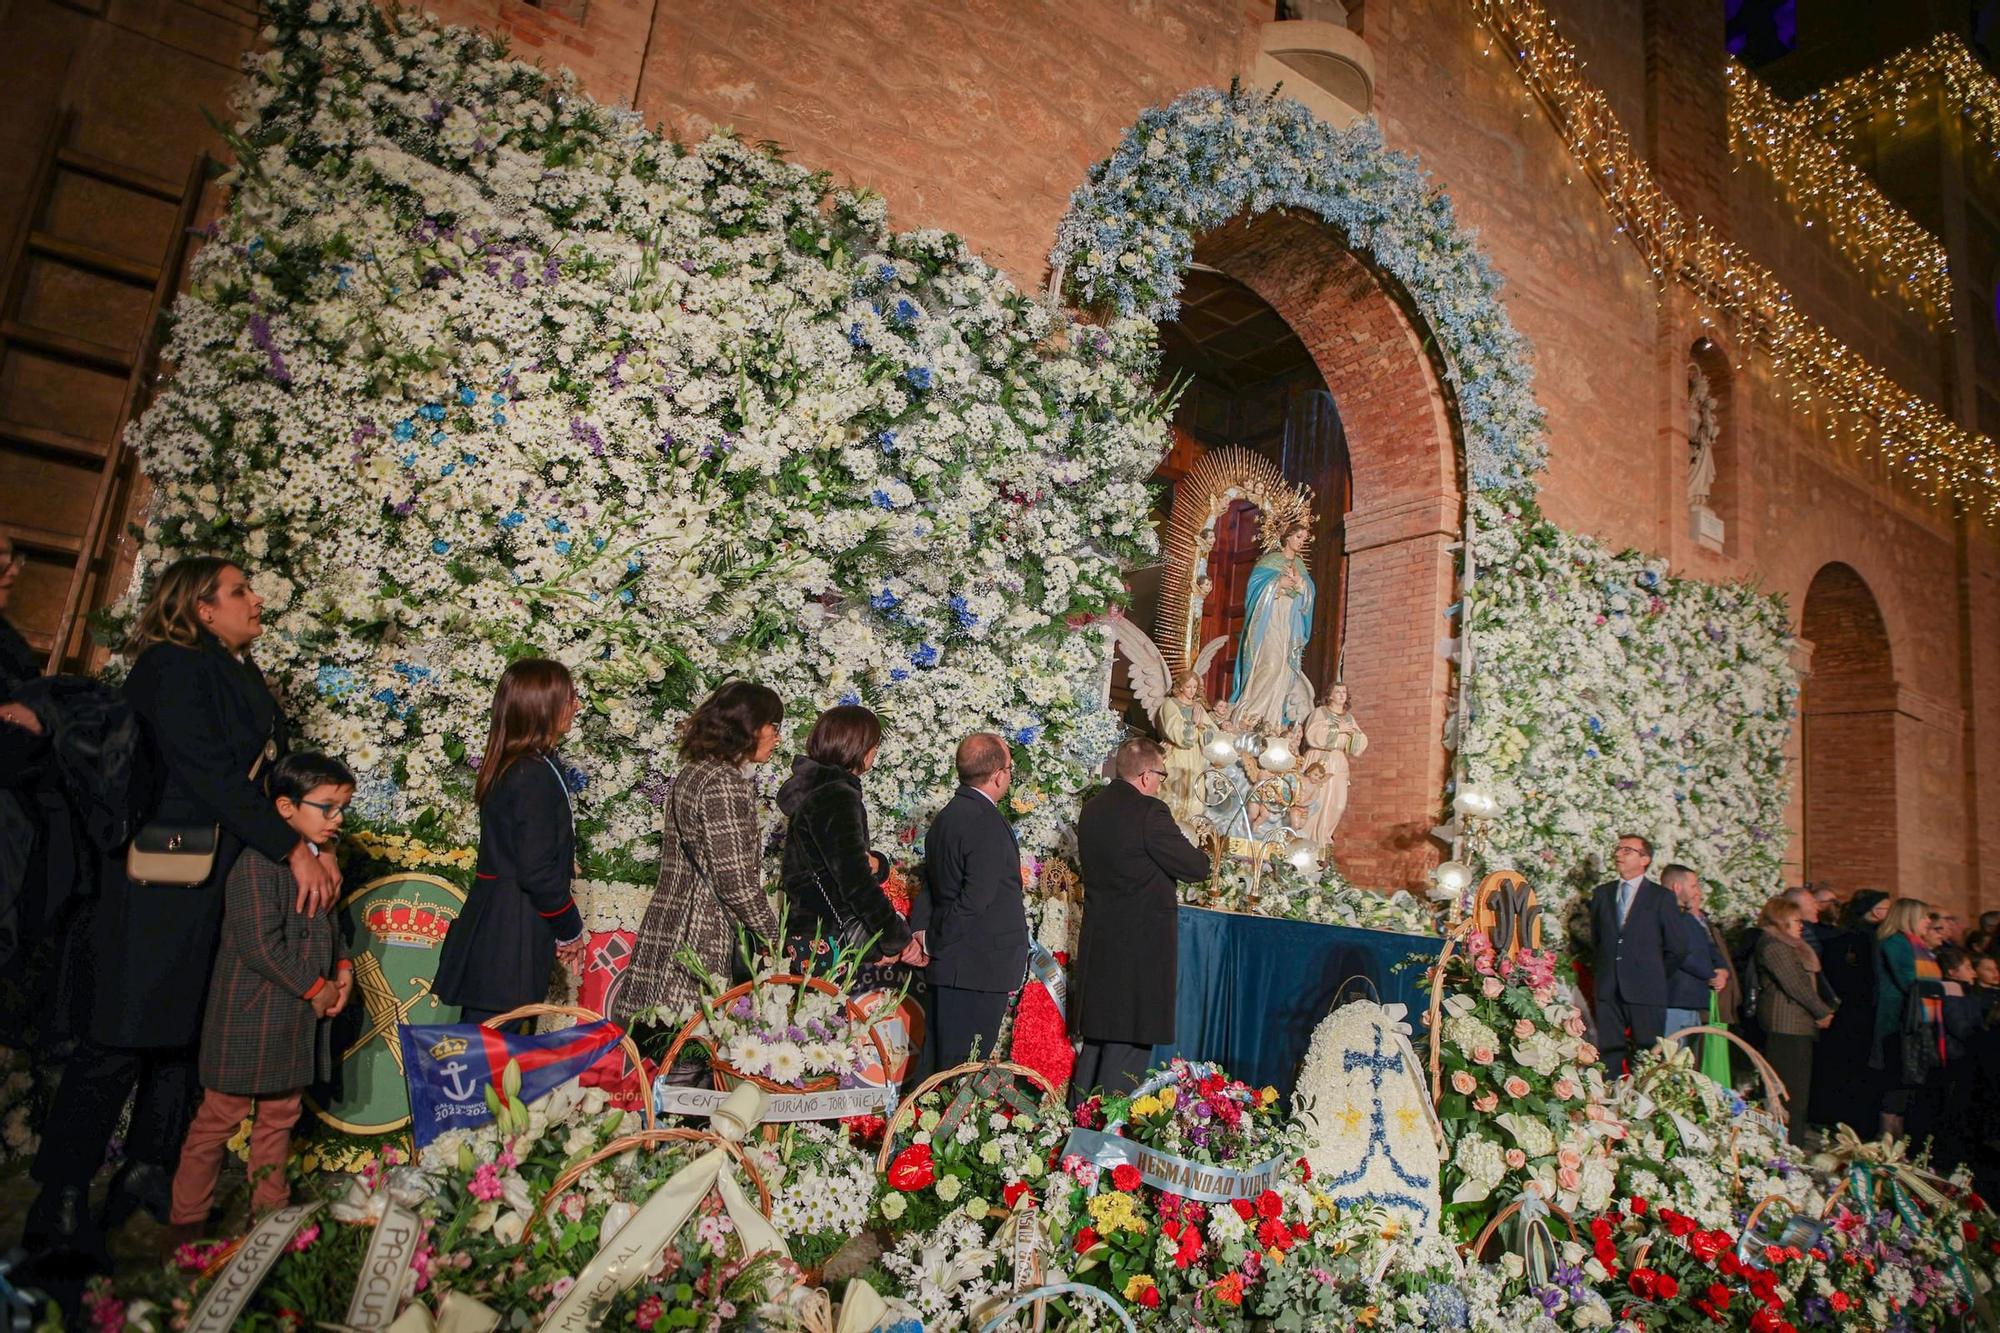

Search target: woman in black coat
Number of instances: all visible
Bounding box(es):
[433,659,586,1031]
[776,705,912,990]
[24,557,339,1258]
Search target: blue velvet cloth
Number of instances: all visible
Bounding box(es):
[1150,906,1444,1097]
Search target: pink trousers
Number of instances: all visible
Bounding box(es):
[169,1088,303,1225]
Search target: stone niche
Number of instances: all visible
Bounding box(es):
[1248,17,1376,129]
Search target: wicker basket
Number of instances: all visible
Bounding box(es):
[660,973,892,1095]
[875,1059,1061,1172]
[1466,1195,1575,1262]
[479,1002,656,1131]
[1648,1023,1789,1124]
[523,1126,774,1242]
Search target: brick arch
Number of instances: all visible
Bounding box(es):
[1190,209,1459,890]
[1799,561,1898,897]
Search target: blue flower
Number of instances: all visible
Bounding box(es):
[499,511,525,529]
[419,403,446,422]
[458,386,476,406]
[315,665,360,698]
[838,690,861,706]
[392,419,416,442]
[847,323,868,349]
[870,587,901,613]
[431,539,450,554]
[892,298,919,324]
[888,668,909,682]
[877,263,897,283]
[877,430,898,454]
[491,411,507,426]
[554,540,572,555]
[400,452,417,468]
[430,430,447,445]
[490,392,506,405]
[1586,716,1602,733]
[910,643,939,669]
[617,588,634,603]
[461,452,478,465]
[545,518,568,533]
[948,596,977,629]
[870,489,896,510]
[905,366,933,391]
[440,463,455,476]
[627,558,643,572]
[1013,726,1039,745]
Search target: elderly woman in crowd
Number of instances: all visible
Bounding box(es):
[1753,894,1835,1147]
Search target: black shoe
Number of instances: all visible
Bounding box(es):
[101,1160,173,1230]
[20,1185,104,1259]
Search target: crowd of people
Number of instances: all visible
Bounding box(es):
[0,553,1219,1285]
[1587,833,2000,1189]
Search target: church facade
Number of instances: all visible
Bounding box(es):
[2,0,1996,908]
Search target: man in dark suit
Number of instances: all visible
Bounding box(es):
[1588,833,1685,1077]
[1071,738,1212,1105]
[1660,863,1727,1039]
[912,733,1027,1071]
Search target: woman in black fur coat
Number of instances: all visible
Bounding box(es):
[776,705,914,987]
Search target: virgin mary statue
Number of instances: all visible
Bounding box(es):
[1230,518,1316,731]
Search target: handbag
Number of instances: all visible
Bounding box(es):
[125,733,277,886]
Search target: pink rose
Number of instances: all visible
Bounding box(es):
[1553,1077,1577,1100]
[1577,1043,1599,1065]
[1482,976,1505,998]
[1557,1147,1582,1170]
[1513,1019,1536,1041]
[1504,1148,1527,1170]
[1503,1076,1531,1098]
[1474,1092,1499,1113]
[1452,1071,1477,1095]
[1557,1165,1582,1193]
[1471,1046,1496,1066]
[1563,1015,1587,1037]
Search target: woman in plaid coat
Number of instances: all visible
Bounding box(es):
[614,683,784,1034]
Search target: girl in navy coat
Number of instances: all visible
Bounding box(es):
[434,659,586,1030]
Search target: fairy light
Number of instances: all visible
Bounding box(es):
[1796,33,2000,161]
[1469,0,2000,519]
[1726,59,1951,322]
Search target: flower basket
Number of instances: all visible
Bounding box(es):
[524,1126,774,1242]
[876,1059,1061,1173]
[662,973,891,1095]
[479,1002,657,1131]
[1466,1194,1576,1263]
[1425,919,1480,1102]
[1646,1023,1788,1125]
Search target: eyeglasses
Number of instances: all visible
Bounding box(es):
[1144,770,1167,780]
[301,800,350,819]
[0,550,20,571]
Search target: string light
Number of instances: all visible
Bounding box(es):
[1726,59,1951,322]
[1469,0,2000,519]
[1795,33,2000,161]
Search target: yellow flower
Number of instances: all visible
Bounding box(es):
[1130,1095,1163,1119]
[1356,1306,1380,1327]
[1123,1275,1158,1302]
[1087,1190,1149,1236]
[1379,1218,1402,1241]
[1159,1087,1178,1109]
[1266,1246,1285,1268]
[1259,1086,1279,1106]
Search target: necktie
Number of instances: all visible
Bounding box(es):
[1617,880,1634,925]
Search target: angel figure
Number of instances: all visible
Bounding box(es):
[1103,616,1227,830]
[1297,682,1367,852]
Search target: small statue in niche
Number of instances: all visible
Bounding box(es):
[1687,360,1719,513]
[1100,615,1228,831]
[1296,681,1367,852]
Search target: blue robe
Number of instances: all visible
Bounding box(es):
[1231,552,1315,719]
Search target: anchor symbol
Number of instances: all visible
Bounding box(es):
[438,1059,478,1102]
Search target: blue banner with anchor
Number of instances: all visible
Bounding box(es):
[398,1020,625,1148]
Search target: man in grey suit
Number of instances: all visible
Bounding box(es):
[912,733,1028,1071]
[1588,833,1685,1077]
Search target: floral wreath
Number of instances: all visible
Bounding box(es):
[1050,85,1547,495]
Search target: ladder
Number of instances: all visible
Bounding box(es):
[0,110,208,673]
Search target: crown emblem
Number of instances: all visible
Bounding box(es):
[429,1035,469,1060]
[364,897,455,948]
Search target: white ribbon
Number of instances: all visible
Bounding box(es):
[185,1202,323,1333]
[342,1203,425,1331]
[384,1291,501,1333]
[536,1084,783,1331]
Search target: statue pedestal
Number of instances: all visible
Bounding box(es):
[1689,503,1725,553]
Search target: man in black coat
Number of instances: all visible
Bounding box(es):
[1071,738,1212,1104]
[1588,832,1685,1077]
[912,733,1026,1071]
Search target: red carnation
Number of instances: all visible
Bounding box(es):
[1255,1190,1283,1220]
[887,1143,935,1192]
[1231,1199,1257,1221]
[1828,1291,1851,1313]
[1657,1273,1679,1299]
[1111,1164,1142,1193]
[1296,1156,1313,1183]
[1690,1228,1729,1264]
[1073,1227,1100,1255]
[1257,1218,1290,1251]
[1003,1182,1033,1208]
[1630,1196,1649,1216]
[1174,1225,1204,1268]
